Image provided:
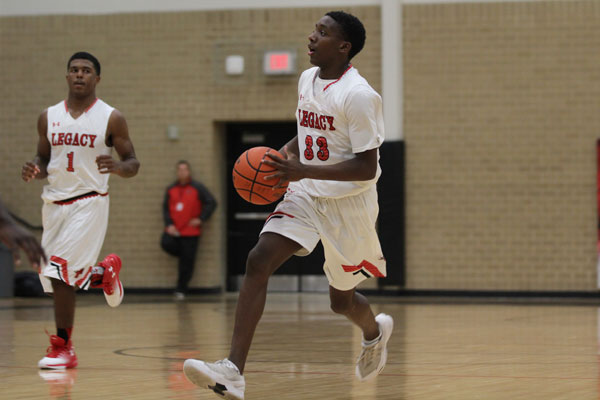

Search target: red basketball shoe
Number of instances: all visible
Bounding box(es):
[38,335,78,369]
[97,253,124,307]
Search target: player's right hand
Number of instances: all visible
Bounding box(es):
[263,146,305,186]
[21,162,40,182]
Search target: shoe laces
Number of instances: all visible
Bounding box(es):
[45,334,68,357]
[357,340,381,367]
[215,359,240,375]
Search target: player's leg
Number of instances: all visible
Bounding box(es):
[38,278,78,369]
[328,285,393,380]
[329,286,379,340]
[51,278,76,335]
[70,195,123,307]
[175,236,199,296]
[184,192,319,399]
[38,203,77,369]
[228,232,302,372]
[38,196,111,368]
[319,189,393,381]
[183,233,301,400]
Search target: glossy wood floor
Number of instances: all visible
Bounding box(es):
[0,292,599,399]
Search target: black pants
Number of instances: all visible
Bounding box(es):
[161,234,200,293]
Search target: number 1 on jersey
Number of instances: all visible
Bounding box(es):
[66,152,75,172]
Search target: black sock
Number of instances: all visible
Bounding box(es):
[57,328,69,343]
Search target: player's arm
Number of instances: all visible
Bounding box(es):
[279,136,300,159]
[0,198,46,269]
[264,147,377,183]
[271,134,374,181]
[22,111,51,182]
[97,109,140,178]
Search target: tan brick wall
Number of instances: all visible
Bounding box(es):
[0,7,381,288]
[4,2,597,292]
[403,1,600,290]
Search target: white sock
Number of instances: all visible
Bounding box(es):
[363,324,382,346]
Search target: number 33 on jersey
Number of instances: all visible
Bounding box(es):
[293,66,385,198]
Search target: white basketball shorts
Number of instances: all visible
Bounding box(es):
[261,186,386,291]
[39,194,109,293]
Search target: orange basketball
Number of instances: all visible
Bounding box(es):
[232,146,288,205]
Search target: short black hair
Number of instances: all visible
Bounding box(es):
[325,11,366,60]
[67,52,101,75]
[177,160,190,168]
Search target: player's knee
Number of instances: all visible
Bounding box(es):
[330,298,353,315]
[245,246,275,281]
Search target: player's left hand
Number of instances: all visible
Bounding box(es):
[96,155,121,174]
[263,146,304,187]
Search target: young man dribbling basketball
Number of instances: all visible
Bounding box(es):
[21,52,140,369]
[184,11,392,399]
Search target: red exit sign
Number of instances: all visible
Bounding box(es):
[263,50,296,75]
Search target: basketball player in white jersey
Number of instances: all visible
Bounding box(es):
[184,12,393,399]
[21,52,140,369]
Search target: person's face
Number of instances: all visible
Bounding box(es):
[177,163,191,182]
[66,59,99,97]
[307,16,349,67]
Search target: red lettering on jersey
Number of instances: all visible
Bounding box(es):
[301,110,309,127]
[298,109,335,132]
[50,132,99,147]
[326,116,336,131]
[308,112,315,128]
[314,115,321,130]
[88,134,97,148]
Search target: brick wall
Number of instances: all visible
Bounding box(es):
[0,6,381,288]
[403,0,600,290]
[3,1,598,291]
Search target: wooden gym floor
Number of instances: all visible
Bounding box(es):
[0,292,598,399]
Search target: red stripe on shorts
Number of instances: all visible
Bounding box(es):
[342,260,385,278]
[50,255,70,285]
[265,211,295,222]
[75,267,92,288]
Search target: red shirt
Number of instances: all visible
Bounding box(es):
[163,180,217,237]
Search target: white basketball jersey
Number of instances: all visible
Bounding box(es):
[42,98,114,202]
[291,66,384,198]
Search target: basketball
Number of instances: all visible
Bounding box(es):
[232,146,288,205]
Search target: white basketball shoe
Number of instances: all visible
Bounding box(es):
[356,313,394,381]
[183,358,245,400]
